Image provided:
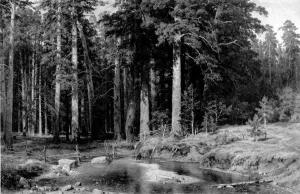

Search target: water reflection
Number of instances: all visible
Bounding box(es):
[87,158,250,194]
[36,158,252,194]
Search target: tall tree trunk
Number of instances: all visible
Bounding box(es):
[123,67,128,120]
[113,38,122,140]
[80,97,87,136]
[140,69,150,141]
[38,62,42,136]
[18,102,21,133]
[0,64,4,133]
[31,53,36,136]
[5,0,16,149]
[150,64,158,114]
[71,8,79,143]
[125,101,136,142]
[53,0,62,142]
[44,82,48,135]
[77,21,94,136]
[0,5,4,133]
[171,34,182,136]
[21,54,27,136]
[125,64,137,142]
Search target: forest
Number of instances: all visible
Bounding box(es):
[1,0,300,193]
[1,0,299,146]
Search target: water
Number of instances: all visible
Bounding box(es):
[36,158,278,194]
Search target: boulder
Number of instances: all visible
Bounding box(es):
[75,187,86,191]
[91,156,109,165]
[74,182,81,186]
[61,184,73,191]
[92,189,104,194]
[19,177,30,188]
[58,159,77,171]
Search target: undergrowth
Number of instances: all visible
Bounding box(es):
[1,159,48,189]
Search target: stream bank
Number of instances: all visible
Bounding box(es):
[136,123,300,193]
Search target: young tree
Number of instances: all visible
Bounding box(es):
[256,96,274,140]
[247,114,262,142]
[181,85,200,135]
[206,100,232,130]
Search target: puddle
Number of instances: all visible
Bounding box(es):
[35,158,278,194]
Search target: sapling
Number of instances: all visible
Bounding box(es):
[255,96,274,140]
[247,114,262,142]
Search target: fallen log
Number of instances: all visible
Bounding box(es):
[211,180,273,189]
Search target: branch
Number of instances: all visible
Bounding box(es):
[219,40,241,47]
[93,87,114,104]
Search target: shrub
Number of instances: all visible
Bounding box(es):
[277,87,295,121]
[1,163,20,189]
[1,159,47,189]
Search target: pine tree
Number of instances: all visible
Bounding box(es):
[255,96,274,140]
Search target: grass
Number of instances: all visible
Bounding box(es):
[1,158,48,189]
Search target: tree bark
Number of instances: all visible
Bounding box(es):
[5,0,16,149]
[77,21,94,135]
[53,0,62,142]
[150,62,158,113]
[44,85,48,135]
[38,62,42,136]
[0,0,4,133]
[114,38,122,140]
[31,52,36,136]
[125,101,136,142]
[21,53,28,136]
[171,34,182,136]
[123,67,128,119]
[71,7,79,143]
[140,69,150,141]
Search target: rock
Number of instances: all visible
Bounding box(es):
[74,182,81,186]
[226,185,234,188]
[47,191,63,194]
[217,185,225,189]
[38,185,58,191]
[58,159,78,171]
[91,156,109,165]
[19,177,30,188]
[75,187,86,191]
[61,185,73,191]
[92,189,104,194]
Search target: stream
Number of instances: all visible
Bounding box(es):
[36,157,283,194]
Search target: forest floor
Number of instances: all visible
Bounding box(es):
[1,122,300,194]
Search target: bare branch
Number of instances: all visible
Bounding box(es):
[219,40,241,47]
